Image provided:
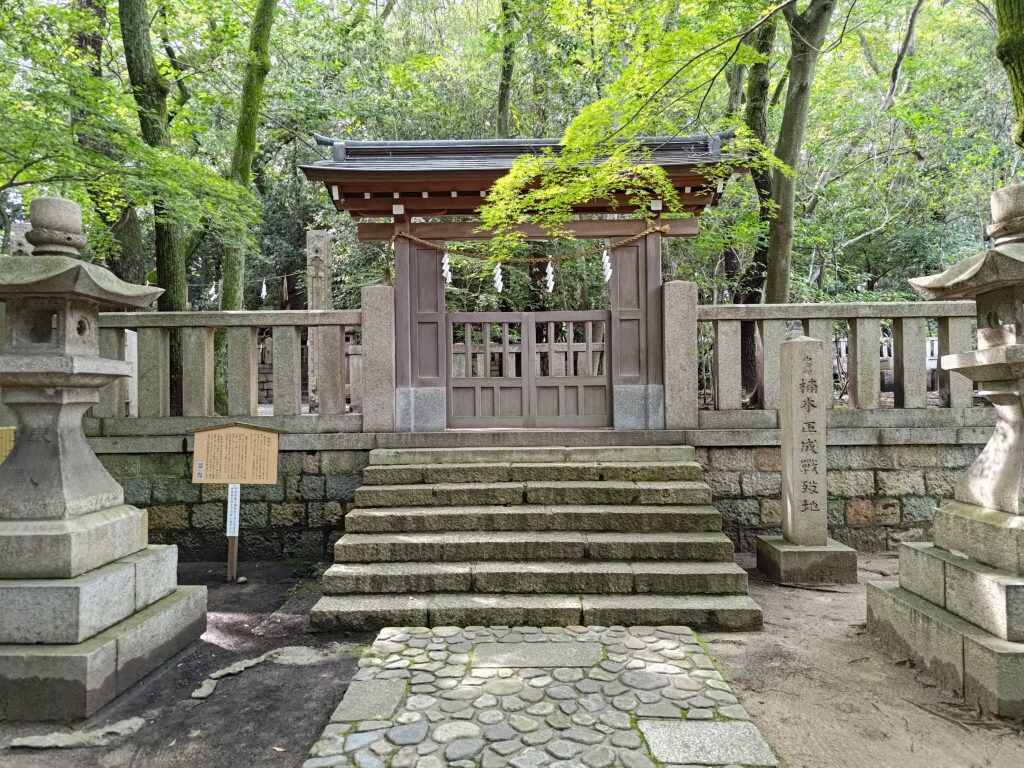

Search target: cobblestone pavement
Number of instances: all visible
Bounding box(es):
[304,625,778,768]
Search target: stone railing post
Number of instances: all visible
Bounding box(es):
[936,315,973,408]
[663,280,698,430]
[757,335,856,583]
[361,284,396,432]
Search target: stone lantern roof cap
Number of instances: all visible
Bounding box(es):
[0,255,163,309]
[910,182,1024,301]
[909,244,1024,300]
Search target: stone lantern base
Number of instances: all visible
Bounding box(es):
[867,501,1024,718]
[0,504,207,721]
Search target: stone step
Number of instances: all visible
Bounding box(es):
[900,542,1024,642]
[309,593,762,632]
[322,560,748,595]
[334,531,734,563]
[353,480,712,508]
[345,504,722,533]
[362,460,703,485]
[368,445,696,466]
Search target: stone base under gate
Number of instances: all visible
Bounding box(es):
[304,625,778,768]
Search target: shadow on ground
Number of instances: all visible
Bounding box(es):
[3,556,1024,768]
[0,562,373,768]
[706,553,1024,768]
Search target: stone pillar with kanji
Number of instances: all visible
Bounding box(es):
[756,335,857,583]
[306,230,333,412]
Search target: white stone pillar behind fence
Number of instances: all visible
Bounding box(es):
[361,284,396,432]
[781,336,828,546]
[662,281,698,430]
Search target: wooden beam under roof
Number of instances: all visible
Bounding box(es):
[355,218,699,242]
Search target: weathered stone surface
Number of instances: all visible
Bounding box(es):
[0,544,176,643]
[827,470,875,498]
[0,504,146,579]
[639,720,778,766]
[332,680,408,722]
[898,542,946,606]
[877,471,926,496]
[867,582,981,697]
[0,585,206,721]
[933,501,1024,575]
[756,536,858,585]
[474,643,602,669]
[779,336,828,546]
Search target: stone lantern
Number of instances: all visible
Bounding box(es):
[0,198,207,721]
[868,183,1024,718]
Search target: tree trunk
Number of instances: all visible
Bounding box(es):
[735,15,777,396]
[120,0,186,413]
[996,0,1024,149]
[764,0,836,304]
[222,0,279,313]
[213,0,278,412]
[76,0,148,281]
[105,206,148,284]
[496,0,516,138]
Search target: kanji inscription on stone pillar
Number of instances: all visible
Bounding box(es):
[306,230,332,411]
[781,335,828,546]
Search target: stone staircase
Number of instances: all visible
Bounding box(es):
[310,445,762,630]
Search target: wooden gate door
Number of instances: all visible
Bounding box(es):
[446,311,612,428]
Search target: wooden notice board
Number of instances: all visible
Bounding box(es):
[191,424,279,485]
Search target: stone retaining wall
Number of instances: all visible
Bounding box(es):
[95,436,980,561]
[697,444,979,554]
[99,450,368,561]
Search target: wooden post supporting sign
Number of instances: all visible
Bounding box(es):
[191,424,280,582]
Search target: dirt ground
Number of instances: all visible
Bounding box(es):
[0,562,374,768]
[707,553,1024,768]
[0,556,1022,768]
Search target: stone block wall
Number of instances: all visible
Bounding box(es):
[697,444,980,553]
[98,449,368,561]
[93,436,980,561]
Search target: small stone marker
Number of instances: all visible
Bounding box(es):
[782,336,827,546]
[757,336,857,583]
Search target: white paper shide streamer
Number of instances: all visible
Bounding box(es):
[545,260,555,293]
[601,248,613,283]
[493,262,503,293]
[441,252,452,285]
[260,279,268,300]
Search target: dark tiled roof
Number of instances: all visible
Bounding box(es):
[302,133,732,173]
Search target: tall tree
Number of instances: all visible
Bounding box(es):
[764,0,837,303]
[75,0,147,281]
[496,0,517,138]
[996,0,1024,150]
[735,13,778,393]
[119,0,185,313]
[221,0,280,314]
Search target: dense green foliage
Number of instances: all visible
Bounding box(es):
[1,0,1021,312]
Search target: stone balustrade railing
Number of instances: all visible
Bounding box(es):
[94,309,362,433]
[86,285,398,437]
[690,299,981,430]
